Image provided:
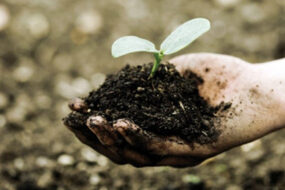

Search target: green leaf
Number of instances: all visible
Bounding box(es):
[160,18,211,55]
[111,36,159,57]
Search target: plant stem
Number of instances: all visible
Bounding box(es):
[149,52,164,78]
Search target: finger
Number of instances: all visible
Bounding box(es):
[86,116,156,166]
[68,98,89,113]
[86,115,118,146]
[65,115,205,167]
[113,119,216,157]
[63,115,125,165]
[113,119,156,151]
[64,113,155,166]
[113,119,147,146]
[114,119,175,156]
[86,115,125,157]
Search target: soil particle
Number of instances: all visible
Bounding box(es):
[220,102,232,111]
[249,88,260,98]
[65,63,230,144]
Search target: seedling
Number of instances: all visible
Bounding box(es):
[111,18,211,78]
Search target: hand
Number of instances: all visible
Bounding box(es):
[64,53,285,167]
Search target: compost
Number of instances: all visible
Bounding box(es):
[65,63,230,144]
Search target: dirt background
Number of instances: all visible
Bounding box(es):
[0,0,284,189]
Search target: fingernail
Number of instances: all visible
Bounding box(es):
[86,116,107,127]
[114,119,128,127]
[114,119,140,131]
[68,98,88,112]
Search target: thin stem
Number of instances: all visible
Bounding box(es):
[149,52,164,78]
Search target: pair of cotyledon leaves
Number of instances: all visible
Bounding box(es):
[111,18,210,58]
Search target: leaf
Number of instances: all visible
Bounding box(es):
[160,18,211,55]
[111,36,159,57]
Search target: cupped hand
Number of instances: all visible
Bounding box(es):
[64,53,285,167]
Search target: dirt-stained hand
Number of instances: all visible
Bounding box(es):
[64,53,285,167]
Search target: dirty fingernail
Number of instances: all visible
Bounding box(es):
[86,115,107,127]
[68,98,88,112]
[113,119,130,128]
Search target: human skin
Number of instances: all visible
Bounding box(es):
[64,53,285,167]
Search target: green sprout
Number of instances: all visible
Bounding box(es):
[111,18,211,78]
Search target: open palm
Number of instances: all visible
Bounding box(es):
[64,53,285,167]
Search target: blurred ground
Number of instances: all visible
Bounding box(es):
[0,0,284,189]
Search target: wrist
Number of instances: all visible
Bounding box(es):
[257,58,285,129]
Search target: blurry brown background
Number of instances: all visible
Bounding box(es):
[0,0,284,190]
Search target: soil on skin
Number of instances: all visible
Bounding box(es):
[66,63,230,144]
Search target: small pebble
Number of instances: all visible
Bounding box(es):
[215,0,240,8]
[76,162,88,170]
[75,11,102,34]
[71,77,91,96]
[182,174,201,184]
[14,158,24,170]
[36,156,52,167]
[13,65,34,82]
[55,80,74,98]
[97,156,108,167]
[81,148,98,162]
[37,171,52,187]
[27,13,50,39]
[0,93,8,109]
[89,174,101,185]
[0,115,6,128]
[57,154,75,166]
[35,94,51,109]
[241,3,265,23]
[0,4,10,31]
[6,106,27,123]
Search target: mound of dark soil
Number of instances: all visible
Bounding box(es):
[65,63,230,144]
